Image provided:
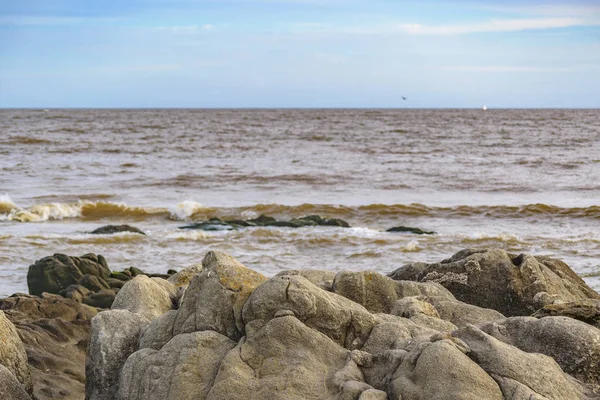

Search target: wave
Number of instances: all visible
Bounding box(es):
[2,198,599,223]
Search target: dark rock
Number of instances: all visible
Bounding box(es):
[127,267,146,277]
[247,214,277,225]
[105,278,126,289]
[90,225,146,235]
[386,226,435,235]
[59,284,91,303]
[388,248,600,317]
[181,214,351,230]
[27,254,111,296]
[298,214,350,227]
[0,293,97,400]
[179,217,234,231]
[110,271,131,281]
[77,274,110,292]
[84,290,117,309]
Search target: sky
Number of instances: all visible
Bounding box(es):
[0,0,599,108]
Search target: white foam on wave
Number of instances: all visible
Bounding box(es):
[169,200,205,220]
[0,194,17,214]
[166,230,211,241]
[402,239,420,252]
[0,197,83,222]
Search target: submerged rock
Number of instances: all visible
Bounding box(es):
[179,214,351,230]
[90,224,146,235]
[386,226,436,235]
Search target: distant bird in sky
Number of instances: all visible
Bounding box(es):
[402,96,407,100]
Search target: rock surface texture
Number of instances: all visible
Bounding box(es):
[82,249,600,399]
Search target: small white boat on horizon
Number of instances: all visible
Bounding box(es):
[482,105,487,111]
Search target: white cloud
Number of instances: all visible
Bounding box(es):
[436,65,600,73]
[154,24,215,34]
[399,17,594,36]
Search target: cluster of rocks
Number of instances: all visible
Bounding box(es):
[80,249,600,400]
[27,253,175,309]
[178,214,435,234]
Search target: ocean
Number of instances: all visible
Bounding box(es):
[1,108,599,297]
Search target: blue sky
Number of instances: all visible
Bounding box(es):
[0,0,599,107]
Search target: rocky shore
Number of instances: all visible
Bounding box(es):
[1,248,600,399]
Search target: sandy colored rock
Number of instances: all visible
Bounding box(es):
[0,364,32,400]
[173,251,267,341]
[243,274,377,349]
[207,316,358,400]
[0,310,32,395]
[480,316,600,394]
[117,331,235,400]
[111,275,176,321]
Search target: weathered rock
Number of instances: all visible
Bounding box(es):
[117,331,236,400]
[0,364,31,400]
[27,253,111,296]
[332,271,454,314]
[480,316,600,394]
[386,226,435,235]
[207,316,359,399]
[84,289,117,309]
[181,214,351,230]
[426,296,506,327]
[388,338,503,400]
[111,276,176,321]
[243,274,377,350]
[138,310,179,350]
[173,251,267,341]
[90,224,146,235]
[0,310,32,395]
[275,269,336,291]
[86,310,150,400]
[454,324,594,399]
[388,248,600,316]
[179,218,235,231]
[105,277,126,289]
[532,298,600,328]
[167,263,203,289]
[1,293,97,400]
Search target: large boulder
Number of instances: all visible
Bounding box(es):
[173,251,267,341]
[454,324,596,399]
[386,337,504,400]
[480,316,600,394]
[242,274,378,350]
[117,331,235,400]
[0,293,97,400]
[111,275,176,321]
[0,310,32,395]
[207,316,370,399]
[388,248,600,316]
[27,253,111,296]
[332,270,454,315]
[86,310,150,400]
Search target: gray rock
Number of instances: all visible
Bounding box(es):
[59,284,91,303]
[173,251,267,341]
[207,316,356,400]
[388,248,600,316]
[0,311,32,395]
[332,270,454,314]
[275,269,336,291]
[388,338,503,400]
[427,296,506,327]
[480,316,600,394]
[532,298,600,328]
[111,275,176,321]
[138,310,179,350]
[167,262,203,294]
[0,364,32,400]
[242,274,377,350]
[77,274,110,292]
[454,324,593,399]
[86,310,150,400]
[117,331,235,400]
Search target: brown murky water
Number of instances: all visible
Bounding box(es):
[1,108,599,296]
